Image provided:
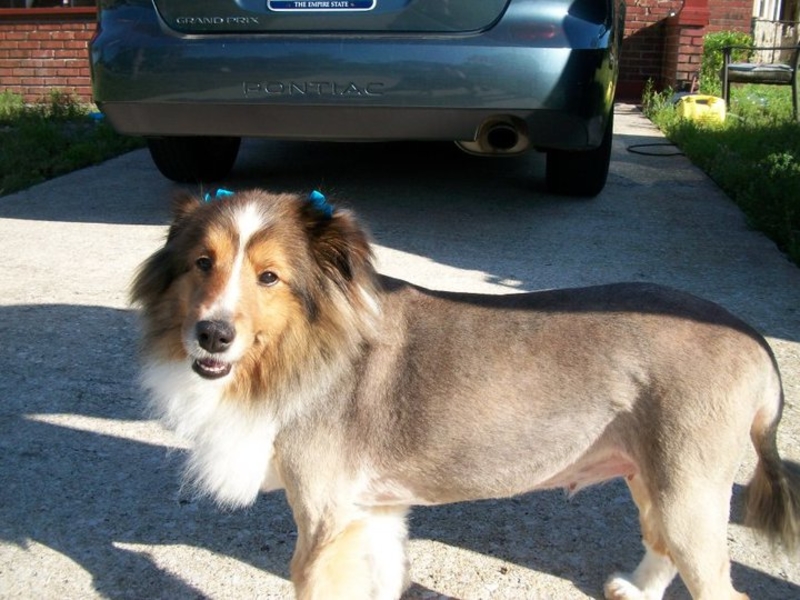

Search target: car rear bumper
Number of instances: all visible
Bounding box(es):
[90,3,619,150]
[99,103,610,150]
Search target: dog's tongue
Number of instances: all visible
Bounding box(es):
[192,358,232,379]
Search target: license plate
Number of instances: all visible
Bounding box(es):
[268,1,377,11]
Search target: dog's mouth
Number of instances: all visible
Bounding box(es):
[192,358,233,380]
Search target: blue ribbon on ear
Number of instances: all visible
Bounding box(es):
[308,190,334,218]
[203,188,235,203]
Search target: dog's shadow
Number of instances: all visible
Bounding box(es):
[405,485,652,599]
[403,483,800,599]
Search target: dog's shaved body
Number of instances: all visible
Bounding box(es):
[347,279,769,503]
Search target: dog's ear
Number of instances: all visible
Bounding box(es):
[301,199,374,292]
[131,243,175,306]
[131,192,201,306]
[167,191,203,242]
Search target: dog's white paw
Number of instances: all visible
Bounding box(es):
[604,572,646,600]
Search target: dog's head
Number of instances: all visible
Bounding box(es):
[131,189,377,397]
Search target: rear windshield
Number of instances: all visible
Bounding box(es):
[155,0,511,34]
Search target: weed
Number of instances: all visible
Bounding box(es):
[642,79,800,265]
[0,90,26,123]
[700,31,753,95]
[0,90,143,196]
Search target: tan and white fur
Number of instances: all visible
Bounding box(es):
[132,189,800,600]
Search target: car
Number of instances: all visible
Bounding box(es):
[89,0,625,197]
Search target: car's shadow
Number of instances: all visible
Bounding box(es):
[1,117,797,340]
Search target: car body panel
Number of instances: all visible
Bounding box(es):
[90,0,623,151]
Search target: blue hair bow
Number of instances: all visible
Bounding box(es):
[308,190,334,218]
[203,188,235,202]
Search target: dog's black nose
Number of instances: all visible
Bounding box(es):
[196,320,236,353]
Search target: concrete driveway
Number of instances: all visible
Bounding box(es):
[1,104,798,600]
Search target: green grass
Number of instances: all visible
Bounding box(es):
[0,89,144,196]
[643,81,800,266]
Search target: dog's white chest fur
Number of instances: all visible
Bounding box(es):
[141,361,282,508]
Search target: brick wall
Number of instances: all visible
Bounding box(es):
[707,0,753,33]
[618,1,685,99]
[662,20,706,91]
[620,0,753,99]
[0,11,96,103]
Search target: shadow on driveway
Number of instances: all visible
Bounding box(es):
[1,106,798,598]
[1,302,798,599]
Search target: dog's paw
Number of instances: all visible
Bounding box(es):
[603,572,646,600]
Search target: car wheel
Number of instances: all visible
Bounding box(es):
[146,136,241,183]
[545,111,614,197]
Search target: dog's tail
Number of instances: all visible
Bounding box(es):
[744,374,800,553]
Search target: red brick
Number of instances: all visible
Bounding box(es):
[3,31,28,42]
[11,66,34,77]
[29,49,56,59]
[52,30,74,40]
[28,31,53,41]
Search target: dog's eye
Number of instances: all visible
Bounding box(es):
[196,257,213,273]
[258,271,279,286]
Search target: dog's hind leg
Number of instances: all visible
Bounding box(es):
[654,479,747,600]
[606,472,748,600]
[604,474,677,600]
[291,507,410,600]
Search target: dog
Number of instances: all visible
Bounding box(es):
[132,189,800,600]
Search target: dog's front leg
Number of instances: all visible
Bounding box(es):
[290,506,410,600]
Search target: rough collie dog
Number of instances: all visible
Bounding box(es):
[132,189,799,600]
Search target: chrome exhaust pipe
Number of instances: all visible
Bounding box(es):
[456,116,530,156]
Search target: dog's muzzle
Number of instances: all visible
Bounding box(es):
[192,320,235,379]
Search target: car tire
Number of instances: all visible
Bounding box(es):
[545,111,614,197]
[146,136,241,183]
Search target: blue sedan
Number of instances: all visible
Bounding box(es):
[90,0,624,196]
